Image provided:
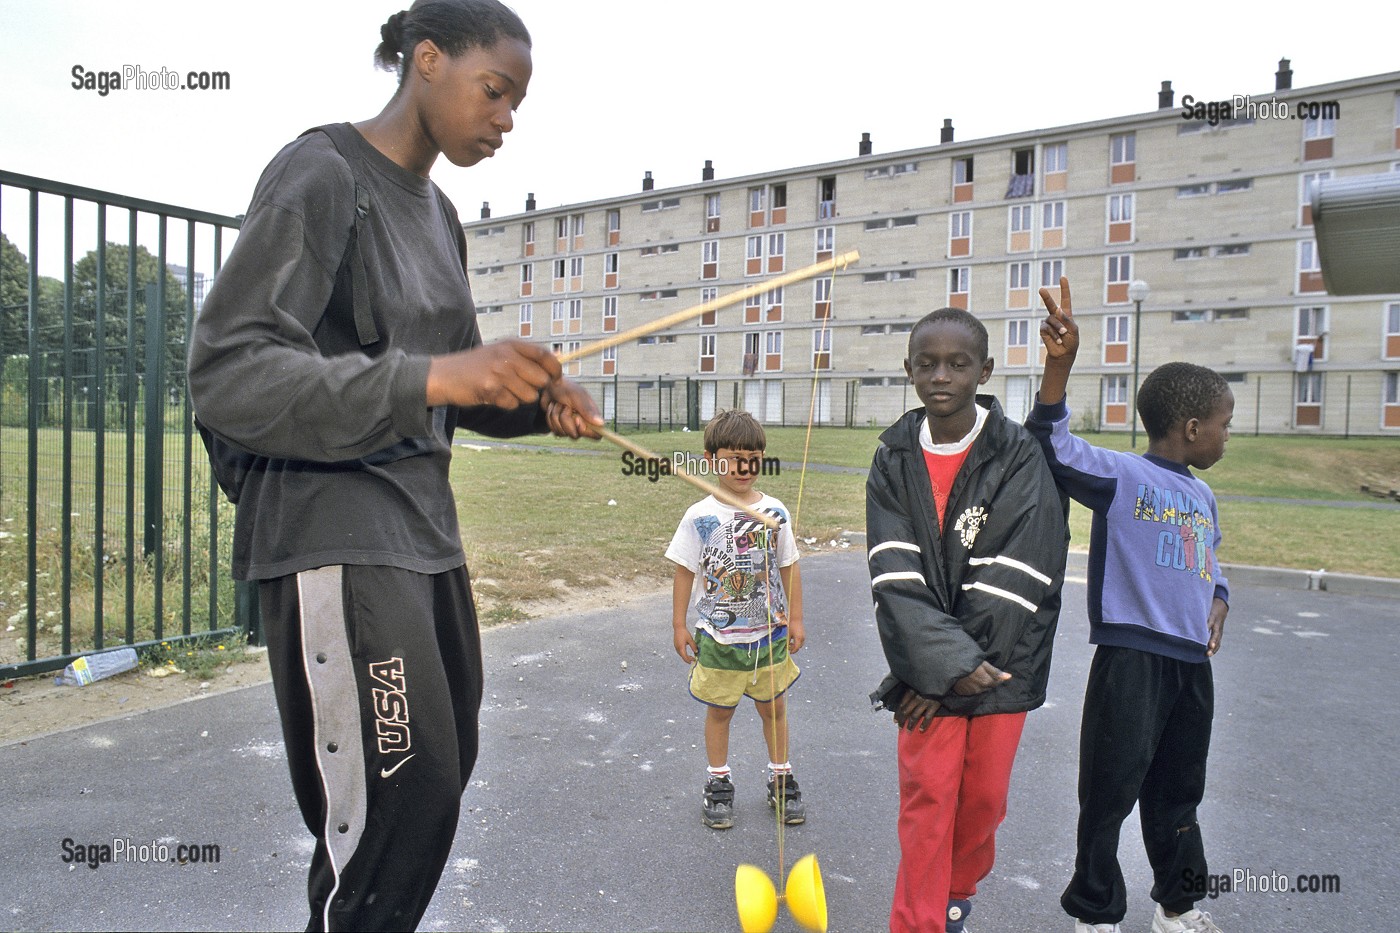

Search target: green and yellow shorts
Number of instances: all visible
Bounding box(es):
[688,631,800,707]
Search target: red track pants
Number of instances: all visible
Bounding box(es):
[891,711,1027,933]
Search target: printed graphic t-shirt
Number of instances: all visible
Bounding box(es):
[665,494,799,646]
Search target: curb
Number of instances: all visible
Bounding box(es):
[837,532,1400,598]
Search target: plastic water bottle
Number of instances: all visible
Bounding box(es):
[54,647,138,686]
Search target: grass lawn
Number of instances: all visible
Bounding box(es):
[457,426,1400,617]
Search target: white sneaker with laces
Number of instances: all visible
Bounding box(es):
[1150,904,1223,932]
[1074,922,1122,932]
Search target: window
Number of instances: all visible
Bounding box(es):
[570,213,585,250]
[1297,305,1328,361]
[771,184,787,224]
[1040,259,1064,288]
[812,329,832,370]
[550,299,566,336]
[1110,133,1135,184]
[1384,372,1400,428]
[953,157,974,202]
[767,232,785,273]
[863,270,918,283]
[1295,372,1323,426]
[1177,183,1211,197]
[764,286,784,322]
[1172,309,1208,323]
[748,186,766,227]
[1216,178,1252,193]
[568,256,584,291]
[699,334,716,373]
[1103,375,1130,426]
[519,263,533,297]
[744,293,762,324]
[1175,247,1208,260]
[1012,148,1034,175]
[705,193,721,233]
[746,235,763,276]
[1009,204,1032,252]
[949,267,970,309]
[1108,193,1134,243]
[1104,313,1130,364]
[1213,243,1250,257]
[641,197,681,212]
[702,240,718,279]
[1300,171,1331,226]
[607,208,621,245]
[639,289,679,301]
[949,211,972,257]
[865,215,919,231]
[1005,318,1031,366]
[1297,240,1323,293]
[1303,113,1336,161]
[1047,141,1064,183]
[474,225,505,238]
[553,340,581,377]
[1385,303,1400,359]
[517,302,532,338]
[601,344,616,376]
[552,258,566,293]
[1007,261,1032,309]
[522,221,535,256]
[813,277,832,320]
[818,176,836,219]
[604,252,619,289]
[1106,254,1132,303]
[866,161,919,178]
[700,287,718,326]
[1041,200,1065,249]
[567,298,582,334]
[815,226,834,261]
[1213,308,1249,322]
[639,243,679,257]
[763,330,783,371]
[602,296,617,333]
[554,216,569,251]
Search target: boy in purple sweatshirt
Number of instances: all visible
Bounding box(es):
[1025,279,1231,933]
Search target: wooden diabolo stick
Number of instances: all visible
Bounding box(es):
[594,427,780,530]
[557,250,860,364]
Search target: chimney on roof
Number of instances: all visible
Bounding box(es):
[642,171,654,191]
[480,201,490,219]
[1276,58,1293,90]
[858,132,872,156]
[524,192,536,212]
[1158,80,1175,109]
[702,160,714,181]
[940,119,954,144]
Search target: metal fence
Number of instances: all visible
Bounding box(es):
[571,369,1400,439]
[0,170,242,678]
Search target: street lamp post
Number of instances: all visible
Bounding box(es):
[1127,279,1150,449]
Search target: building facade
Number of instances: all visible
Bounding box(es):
[463,64,1400,435]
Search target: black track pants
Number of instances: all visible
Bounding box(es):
[1060,645,1214,925]
[260,564,482,932]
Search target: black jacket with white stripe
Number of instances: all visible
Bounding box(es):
[867,398,1069,716]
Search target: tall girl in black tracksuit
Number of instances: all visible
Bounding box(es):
[188,3,599,930]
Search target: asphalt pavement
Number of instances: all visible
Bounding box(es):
[2,549,1397,932]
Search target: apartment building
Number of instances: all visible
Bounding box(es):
[462,62,1400,435]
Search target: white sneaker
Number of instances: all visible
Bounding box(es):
[1074,922,1122,932]
[1150,904,1223,932]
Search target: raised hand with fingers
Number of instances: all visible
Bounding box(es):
[1038,275,1079,360]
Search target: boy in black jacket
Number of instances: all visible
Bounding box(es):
[867,308,1068,933]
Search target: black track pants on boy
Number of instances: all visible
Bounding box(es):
[260,564,483,933]
[1060,644,1214,925]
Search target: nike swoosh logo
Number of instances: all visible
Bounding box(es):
[380,754,415,779]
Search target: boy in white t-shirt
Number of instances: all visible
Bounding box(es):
[666,409,805,830]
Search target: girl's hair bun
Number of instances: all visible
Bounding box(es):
[374,10,410,70]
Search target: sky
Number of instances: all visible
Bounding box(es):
[2,0,1397,275]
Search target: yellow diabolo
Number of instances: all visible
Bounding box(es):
[734,853,827,933]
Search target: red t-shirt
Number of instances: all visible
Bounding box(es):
[923,446,971,531]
